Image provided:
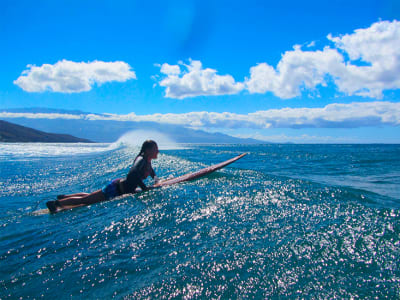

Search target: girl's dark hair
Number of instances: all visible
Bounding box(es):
[136,140,157,159]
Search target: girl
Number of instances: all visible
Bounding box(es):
[46,140,159,213]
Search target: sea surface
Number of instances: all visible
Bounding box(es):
[0,143,399,299]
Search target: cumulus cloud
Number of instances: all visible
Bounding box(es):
[160,63,181,75]
[14,60,136,93]
[2,102,399,129]
[248,20,400,99]
[327,20,400,98]
[246,46,343,98]
[157,20,400,100]
[158,60,245,99]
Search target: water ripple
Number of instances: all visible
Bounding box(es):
[1,144,399,298]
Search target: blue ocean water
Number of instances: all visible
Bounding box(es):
[0,143,399,298]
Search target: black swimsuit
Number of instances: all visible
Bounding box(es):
[119,155,155,194]
[101,155,155,199]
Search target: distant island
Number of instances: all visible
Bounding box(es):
[0,120,93,143]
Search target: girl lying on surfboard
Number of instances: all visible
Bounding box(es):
[46,140,159,213]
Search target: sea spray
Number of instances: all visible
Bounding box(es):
[112,130,182,150]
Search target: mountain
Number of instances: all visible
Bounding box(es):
[0,108,264,144]
[0,120,93,143]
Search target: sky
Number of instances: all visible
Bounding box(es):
[1,0,400,143]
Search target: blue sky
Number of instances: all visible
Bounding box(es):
[1,0,400,143]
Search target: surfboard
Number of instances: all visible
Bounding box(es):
[152,153,247,187]
[43,153,247,214]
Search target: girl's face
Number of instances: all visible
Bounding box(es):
[146,144,159,160]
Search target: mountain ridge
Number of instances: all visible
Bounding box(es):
[0,119,93,143]
[0,107,265,144]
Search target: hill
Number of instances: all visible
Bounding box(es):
[0,120,93,143]
[1,108,264,144]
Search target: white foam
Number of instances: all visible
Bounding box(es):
[0,130,184,159]
[0,143,113,158]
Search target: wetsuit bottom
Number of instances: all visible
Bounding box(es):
[102,178,122,200]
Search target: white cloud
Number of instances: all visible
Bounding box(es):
[157,20,400,100]
[158,60,245,99]
[248,101,400,128]
[2,102,399,129]
[14,60,136,93]
[0,112,83,119]
[246,46,343,98]
[233,133,355,144]
[306,41,316,48]
[160,63,181,75]
[248,20,400,99]
[327,20,400,98]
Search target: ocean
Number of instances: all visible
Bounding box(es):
[0,143,399,299]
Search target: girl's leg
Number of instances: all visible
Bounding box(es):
[57,190,106,206]
[58,193,89,199]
